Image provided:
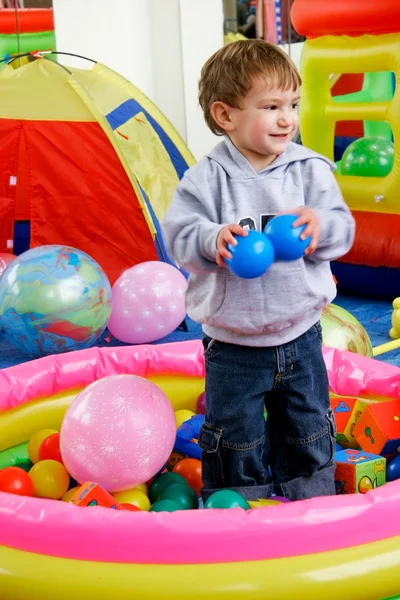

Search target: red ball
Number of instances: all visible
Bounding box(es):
[0,466,34,497]
[39,432,63,464]
[121,503,141,512]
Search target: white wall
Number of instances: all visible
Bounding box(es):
[53,0,224,160]
[53,0,155,99]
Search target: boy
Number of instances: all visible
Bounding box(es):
[162,40,355,501]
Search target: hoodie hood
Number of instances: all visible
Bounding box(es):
[207,137,335,180]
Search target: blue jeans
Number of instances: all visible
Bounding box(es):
[198,322,336,502]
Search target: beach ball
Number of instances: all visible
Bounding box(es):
[321,304,373,357]
[108,261,188,344]
[0,253,16,279]
[225,230,274,278]
[341,136,394,177]
[60,374,176,492]
[0,245,112,357]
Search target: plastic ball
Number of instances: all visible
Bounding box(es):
[149,472,187,503]
[175,409,195,429]
[28,429,58,464]
[39,432,63,464]
[172,458,203,496]
[321,303,373,357]
[159,483,199,510]
[0,253,16,279]
[0,245,112,358]
[133,483,149,496]
[204,489,250,509]
[113,488,151,511]
[225,230,274,279]
[264,214,311,261]
[60,374,176,493]
[196,392,206,415]
[121,503,142,512]
[341,136,394,177]
[387,455,400,482]
[0,466,34,497]
[150,499,181,512]
[61,486,80,502]
[29,460,70,499]
[108,261,188,344]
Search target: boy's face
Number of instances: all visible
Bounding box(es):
[227,78,300,170]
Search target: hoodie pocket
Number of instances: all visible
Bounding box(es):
[208,260,326,335]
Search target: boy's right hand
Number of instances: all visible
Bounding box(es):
[216,224,248,268]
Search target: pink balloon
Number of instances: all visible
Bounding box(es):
[60,374,176,492]
[108,261,188,344]
[0,253,16,279]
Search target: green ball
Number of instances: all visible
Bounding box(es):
[149,472,187,503]
[159,483,199,510]
[341,136,394,177]
[150,499,181,513]
[204,489,250,510]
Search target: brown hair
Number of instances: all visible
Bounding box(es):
[198,39,301,135]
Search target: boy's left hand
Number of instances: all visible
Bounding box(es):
[280,207,320,255]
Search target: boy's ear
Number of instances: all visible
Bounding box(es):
[210,101,235,132]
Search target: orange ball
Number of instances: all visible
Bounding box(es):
[172,458,203,496]
[28,429,58,464]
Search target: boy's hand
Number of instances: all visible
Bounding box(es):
[280,207,320,255]
[216,224,248,268]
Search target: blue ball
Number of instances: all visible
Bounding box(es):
[387,454,400,482]
[225,230,274,279]
[264,214,311,261]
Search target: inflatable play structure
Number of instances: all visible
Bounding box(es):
[1,341,400,599]
[0,52,195,284]
[0,8,55,61]
[292,0,400,298]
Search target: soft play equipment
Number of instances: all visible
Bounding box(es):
[2,341,400,598]
[291,0,400,298]
[0,52,195,285]
[0,8,55,61]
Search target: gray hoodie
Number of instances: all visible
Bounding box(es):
[162,137,355,347]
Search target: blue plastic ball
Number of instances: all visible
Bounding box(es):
[264,214,311,261]
[387,454,400,482]
[225,230,274,279]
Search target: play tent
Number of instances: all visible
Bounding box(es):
[0,54,195,284]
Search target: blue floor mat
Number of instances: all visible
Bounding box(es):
[0,293,398,370]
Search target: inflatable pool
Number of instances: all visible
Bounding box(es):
[1,340,400,599]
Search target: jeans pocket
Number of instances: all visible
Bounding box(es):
[198,421,225,488]
[203,337,224,361]
[311,321,323,344]
[198,421,223,452]
[325,408,336,464]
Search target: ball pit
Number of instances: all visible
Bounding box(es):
[1,341,400,599]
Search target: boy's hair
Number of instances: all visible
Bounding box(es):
[198,39,301,136]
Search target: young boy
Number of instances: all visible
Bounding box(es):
[162,40,355,502]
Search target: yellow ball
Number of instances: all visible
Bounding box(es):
[61,487,80,502]
[28,429,58,464]
[113,488,151,511]
[29,460,70,500]
[175,409,195,429]
[133,483,148,496]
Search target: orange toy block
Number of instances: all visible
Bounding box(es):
[331,396,367,448]
[354,400,400,455]
[70,482,125,509]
